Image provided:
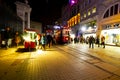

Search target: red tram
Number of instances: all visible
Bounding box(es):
[55,27,70,43]
[23,29,40,49]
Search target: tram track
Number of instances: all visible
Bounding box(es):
[54,45,120,78]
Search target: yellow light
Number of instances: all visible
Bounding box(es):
[92,7,96,13]
[23,36,31,42]
[37,49,44,54]
[70,34,75,39]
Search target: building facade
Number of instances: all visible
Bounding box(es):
[15,0,32,32]
[62,0,120,46]
[0,0,22,33]
[30,21,42,34]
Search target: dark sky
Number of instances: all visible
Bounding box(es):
[4,0,68,25]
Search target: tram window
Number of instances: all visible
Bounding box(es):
[30,33,32,39]
[34,33,37,39]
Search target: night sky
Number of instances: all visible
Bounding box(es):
[4,0,68,25]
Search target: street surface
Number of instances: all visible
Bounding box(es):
[0,43,120,80]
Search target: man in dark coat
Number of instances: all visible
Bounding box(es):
[47,34,52,48]
[89,36,95,48]
[4,27,12,48]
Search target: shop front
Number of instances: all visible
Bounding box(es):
[101,28,120,46]
[80,20,97,39]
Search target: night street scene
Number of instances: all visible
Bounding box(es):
[0,0,120,80]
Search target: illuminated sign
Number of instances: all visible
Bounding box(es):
[53,25,61,29]
[69,0,77,6]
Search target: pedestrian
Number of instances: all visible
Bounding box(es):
[36,33,41,49]
[40,33,47,50]
[74,37,77,43]
[14,31,21,47]
[46,34,52,48]
[101,36,105,48]
[89,36,95,48]
[4,27,13,49]
[96,35,100,47]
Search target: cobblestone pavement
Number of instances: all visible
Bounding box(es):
[0,44,120,80]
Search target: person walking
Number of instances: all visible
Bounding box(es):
[14,31,21,47]
[40,33,47,50]
[4,27,13,49]
[96,35,100,47]
[101,36,105,48]
[46,34,52,48]
[89,36,95,48]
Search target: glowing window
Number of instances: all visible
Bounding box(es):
[88,11,91,16]
[75,16,77,24]
[77,13,80,23]
[67,21,70,27]
[84,13,86,18]
[92,7,96,13]
[72,17,74,26]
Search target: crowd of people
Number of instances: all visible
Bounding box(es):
[38,33,56,51]
[0,27,55,50]
[0,27,22,49]
[0,27,106,50]
[72,35,106,49]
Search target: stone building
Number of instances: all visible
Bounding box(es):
[62,0,120,46]
[15,0,32,32]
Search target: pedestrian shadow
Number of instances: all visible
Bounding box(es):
[16,48,36,53]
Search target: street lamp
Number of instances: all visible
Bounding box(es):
[81,26,86,32]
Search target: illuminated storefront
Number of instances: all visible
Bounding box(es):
[81,21,97,39]
[99,3,120,46]
[101,28,120,46]
[62,0,120,46]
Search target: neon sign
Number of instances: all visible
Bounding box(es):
[69,0,77,6]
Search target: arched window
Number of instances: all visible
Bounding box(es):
[103,4,119,18]
[103,9,109,18]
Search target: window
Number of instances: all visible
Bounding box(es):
[88,0,91,4]
[110,6,113,16]
[84,13,86,18]
[77,13,80,23]
[103,9,109,18]
[114,4,118,14]
[88,10,91,16]
[92,7,96,13]
[103,4,119,18]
